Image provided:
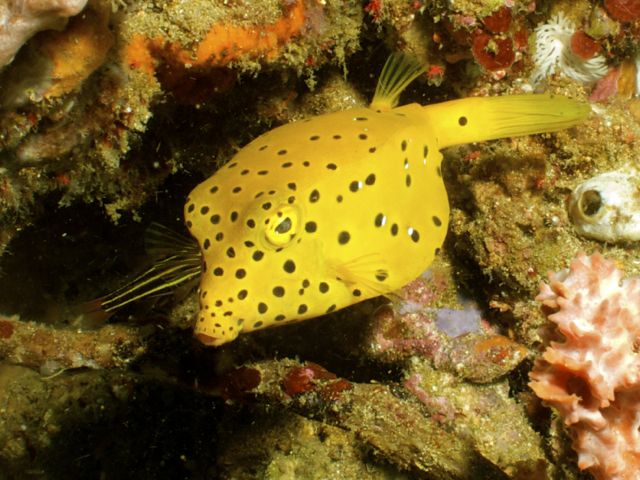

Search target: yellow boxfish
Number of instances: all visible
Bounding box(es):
[97,54,589,347]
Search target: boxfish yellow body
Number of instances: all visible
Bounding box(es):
[183,55,589,346]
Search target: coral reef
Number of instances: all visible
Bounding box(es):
[530,252,640,480]
[0,0,88,68]
[3,0,640,477]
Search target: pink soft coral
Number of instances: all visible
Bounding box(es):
[529,252,640,480]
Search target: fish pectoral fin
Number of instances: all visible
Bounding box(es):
[370,53,426,110]
[330,254,393,297]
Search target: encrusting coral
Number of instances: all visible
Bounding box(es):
[529,252,640,480]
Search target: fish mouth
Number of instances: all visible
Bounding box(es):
[194,332,219,346]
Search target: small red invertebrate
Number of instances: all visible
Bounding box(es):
[319,379,352,401]
[0,320,14,339]
[482,7,512,33]
[471,31,515,71]
[570,31,601,60]
[604,0,640,22]
[364,0,383,22]
[282,362,336,396]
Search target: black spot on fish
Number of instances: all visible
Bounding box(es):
[423,145,429,158]
[338,231,350,244]
[275,314,286,321]
[258,170,269,175]
[309,190,320,202]
[213,267,224,276]
[365,173,376,185]
[273,286,285,297]
[319,282,329,293]
[374,213,385,227]
[278,149,287,155]
[333,134,342,139]
[310,135,320,141]
[186,220,192,228]
[327,304,336,313]
[259,145,268,151]
[254,321,263,328]
[262,202,272,210]
[375,270,388,282]
[369,147,376,153]
[283,259,296,273]
[238,289,248,300]
[231,211,238,222]
[405,174,412,187]
[232,186,242,193]
[258,303,268,314]
[255,192,264,199]
[215,232,224,241]
[288,196,295,204]
[241,169,250,175]
[359,133,368,140]
[303,161,310,167]
[401,140,407,151]
[391,224,398,236]
[252,250,264,261]
[187,204,195,213]
[287,183,296,191]
[235,268,246,279]
[410,229,420,242]
[432,216,442,227]
[247,219,256,228]
[326,163,337,170]
[210,214,221,224]
[282,162,292,168]
[298,304,308,314]
[349,181,360,192]
[209,186,219,194]
[458,116,468,126]
[227,162,238,168]
[305,221,317,233]
[226,247,235,258]
[302,279,310,288]
[353,289,361,297]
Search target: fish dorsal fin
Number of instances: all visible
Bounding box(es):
[370,53,426,110]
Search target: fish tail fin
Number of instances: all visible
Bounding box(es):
[424,94,590,149]
[370,53,426,110]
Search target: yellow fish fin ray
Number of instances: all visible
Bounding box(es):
[145,222,199,258]
[99,261,201,312]
[329,253,393,297]
[370,53,426,110]
[424,94,590,149]
[83,235,202,315]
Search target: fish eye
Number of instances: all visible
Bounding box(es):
[275,217,292,234]
[264,205,299,247]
